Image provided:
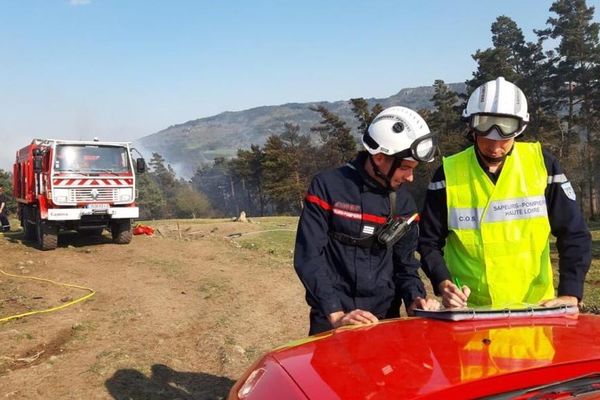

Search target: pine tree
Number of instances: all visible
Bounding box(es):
[310,105,357,169]
[538,0,600,216]
[148,153,179,217]
[136,173,166,219]
[191,158,235,217]
[349,98,383,137]
[229,145,267,216]
[429,80,461,138]
[428,80,468,164]
[262,124,315,213]
[517,39,551,141]
[467,16,524,90]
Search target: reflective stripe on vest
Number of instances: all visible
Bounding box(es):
[443,142,553,306]
[449,196,547,229]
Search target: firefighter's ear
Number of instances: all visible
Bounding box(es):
[371,153,387,167]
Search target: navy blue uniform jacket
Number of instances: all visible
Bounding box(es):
[294,152,426,320]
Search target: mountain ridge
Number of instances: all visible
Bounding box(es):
[136,82,466,177]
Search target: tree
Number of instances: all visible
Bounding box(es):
[427,80,468,170]
[229,145,267,216]
[0,169,15,214]
[174,184,212,218]
[191,157,235,217]
[262,124,315,213]
[148,152,179,217]
[429,80,462,138]
[538,0,600,216]
[517,39,552,141]
[310,105,357,169]
[467,16,524,90]
[136,173,166,220]
[349,98,383,137]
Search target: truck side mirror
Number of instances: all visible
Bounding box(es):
[33,149,43,172]
[136,158,146,174]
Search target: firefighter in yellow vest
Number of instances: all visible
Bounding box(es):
[418,77,591,308]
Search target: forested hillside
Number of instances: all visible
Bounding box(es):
[136,83,466,178]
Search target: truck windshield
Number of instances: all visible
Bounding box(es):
[54,145,130,173]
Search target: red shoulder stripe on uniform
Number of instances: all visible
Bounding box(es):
[306,194,332,210]
[306,194,387,225]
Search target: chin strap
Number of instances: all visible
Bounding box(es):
[475,145,507,164]
[369,155,403,189]
[472,129,508,165]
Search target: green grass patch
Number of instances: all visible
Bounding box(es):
[234,217,297,264]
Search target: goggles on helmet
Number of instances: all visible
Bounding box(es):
[391,133,438,163]
[470,113,525,138]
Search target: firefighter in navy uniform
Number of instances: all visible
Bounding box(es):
[418,77,591,309]
[0,185,10,232]
[294,106,440,335]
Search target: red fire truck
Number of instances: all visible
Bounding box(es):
[13,138,146,250]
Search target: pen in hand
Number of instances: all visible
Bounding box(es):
[453,276,470,307]
[453,276,462,289]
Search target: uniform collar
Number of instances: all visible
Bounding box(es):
[350,152,390,193]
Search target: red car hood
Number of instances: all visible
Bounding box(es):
[271,314,600,399]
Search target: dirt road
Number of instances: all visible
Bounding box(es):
[0,217,307,399]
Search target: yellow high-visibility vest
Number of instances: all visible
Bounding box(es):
[443,142,554,306]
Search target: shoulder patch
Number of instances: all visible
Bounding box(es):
[561,182,576,201]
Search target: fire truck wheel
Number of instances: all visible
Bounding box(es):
[111,220,132,244]
[37,221,58,251]
[22,207,36,241]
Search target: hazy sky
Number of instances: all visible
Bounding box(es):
[1,0,599,170]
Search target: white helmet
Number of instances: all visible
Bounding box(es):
[362,106,436,162]
[463,77,529,140]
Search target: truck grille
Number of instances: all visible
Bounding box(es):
[68,188,118,202]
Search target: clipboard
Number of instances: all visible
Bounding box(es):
[413,304,579,321]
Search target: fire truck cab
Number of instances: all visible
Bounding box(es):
[13,138,146,250]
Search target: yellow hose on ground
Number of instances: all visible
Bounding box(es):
[0,269,95,323]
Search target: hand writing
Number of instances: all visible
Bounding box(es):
[439,279,470,308]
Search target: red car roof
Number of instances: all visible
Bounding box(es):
[269,314,600,399]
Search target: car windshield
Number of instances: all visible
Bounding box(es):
[483,373,600,399]
[54,144,130,173]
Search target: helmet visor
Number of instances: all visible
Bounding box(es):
[412,133,437,162]
[394,133,438,163]
[471,114,523,138]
